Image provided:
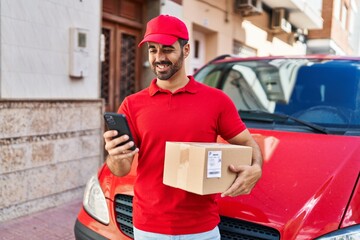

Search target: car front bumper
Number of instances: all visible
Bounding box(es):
[74,219,109,240]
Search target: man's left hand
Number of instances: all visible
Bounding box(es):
[221,164,262,197]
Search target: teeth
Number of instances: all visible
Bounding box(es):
[158,64,168,69]
[157,64,169,69]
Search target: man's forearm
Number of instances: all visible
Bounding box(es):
[106,155,133,177]
[247,139,263,168]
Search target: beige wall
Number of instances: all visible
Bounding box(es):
[183,0,232,59]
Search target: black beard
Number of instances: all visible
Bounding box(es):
[152,52,184,80]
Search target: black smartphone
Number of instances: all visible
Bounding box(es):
[103,112,136,151]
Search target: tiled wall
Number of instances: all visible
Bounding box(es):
[0,100,104,221]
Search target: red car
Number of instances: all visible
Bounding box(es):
[74,55,360,240]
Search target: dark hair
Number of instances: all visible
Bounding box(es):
[178,38,189,48]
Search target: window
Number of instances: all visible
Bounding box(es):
[348,10,354,33]
[194,40,200,59]
[348,3,356,34]
[341,4,348,29]
[333,0,341,20]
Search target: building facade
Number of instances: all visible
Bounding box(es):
[307,0,360,55]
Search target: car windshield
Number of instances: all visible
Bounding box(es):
[194,57,360,135]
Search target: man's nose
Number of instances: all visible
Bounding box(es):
[154,50,166,61]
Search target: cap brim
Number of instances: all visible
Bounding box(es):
[138,34,178,47]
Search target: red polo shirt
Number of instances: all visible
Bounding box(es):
[119,76,246,235]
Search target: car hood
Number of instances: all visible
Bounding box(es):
[216,129,360,239]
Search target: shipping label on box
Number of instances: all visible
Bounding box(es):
[207,151,222,178]
[163,142,252,195]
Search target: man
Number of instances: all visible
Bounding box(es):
[104,15,263,239]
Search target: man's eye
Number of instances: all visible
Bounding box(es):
[163,49,173,53]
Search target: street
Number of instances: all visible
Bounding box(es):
[0,198,82,240]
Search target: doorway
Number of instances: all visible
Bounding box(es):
[101,21,142,112]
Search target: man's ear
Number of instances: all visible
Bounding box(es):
[183,43,190,58]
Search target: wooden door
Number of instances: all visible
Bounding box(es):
[101,21,142,112]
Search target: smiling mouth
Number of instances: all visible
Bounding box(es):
[156,63,171,71]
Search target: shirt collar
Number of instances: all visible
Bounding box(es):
[149,76,198,96]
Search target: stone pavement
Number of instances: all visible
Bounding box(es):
[0,198,82,240]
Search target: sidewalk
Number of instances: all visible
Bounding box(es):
[0,198,82,240]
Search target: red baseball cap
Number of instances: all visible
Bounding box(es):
[138,15,189,47]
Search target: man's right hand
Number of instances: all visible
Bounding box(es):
[103,130,139,176]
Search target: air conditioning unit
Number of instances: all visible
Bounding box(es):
[235,0,263,16]
[270,8,292,33]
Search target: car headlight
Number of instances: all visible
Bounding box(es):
[316,224,360,240]
[83,175,110,225]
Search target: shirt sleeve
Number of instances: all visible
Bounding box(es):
[117,97,140,148]
[217,92,247,140]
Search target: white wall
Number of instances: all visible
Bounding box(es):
[0,0,101,99]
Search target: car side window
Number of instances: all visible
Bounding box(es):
[202,70,222,87]
[223,69,270,111]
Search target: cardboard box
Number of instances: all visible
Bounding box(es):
[163,142,252,195]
